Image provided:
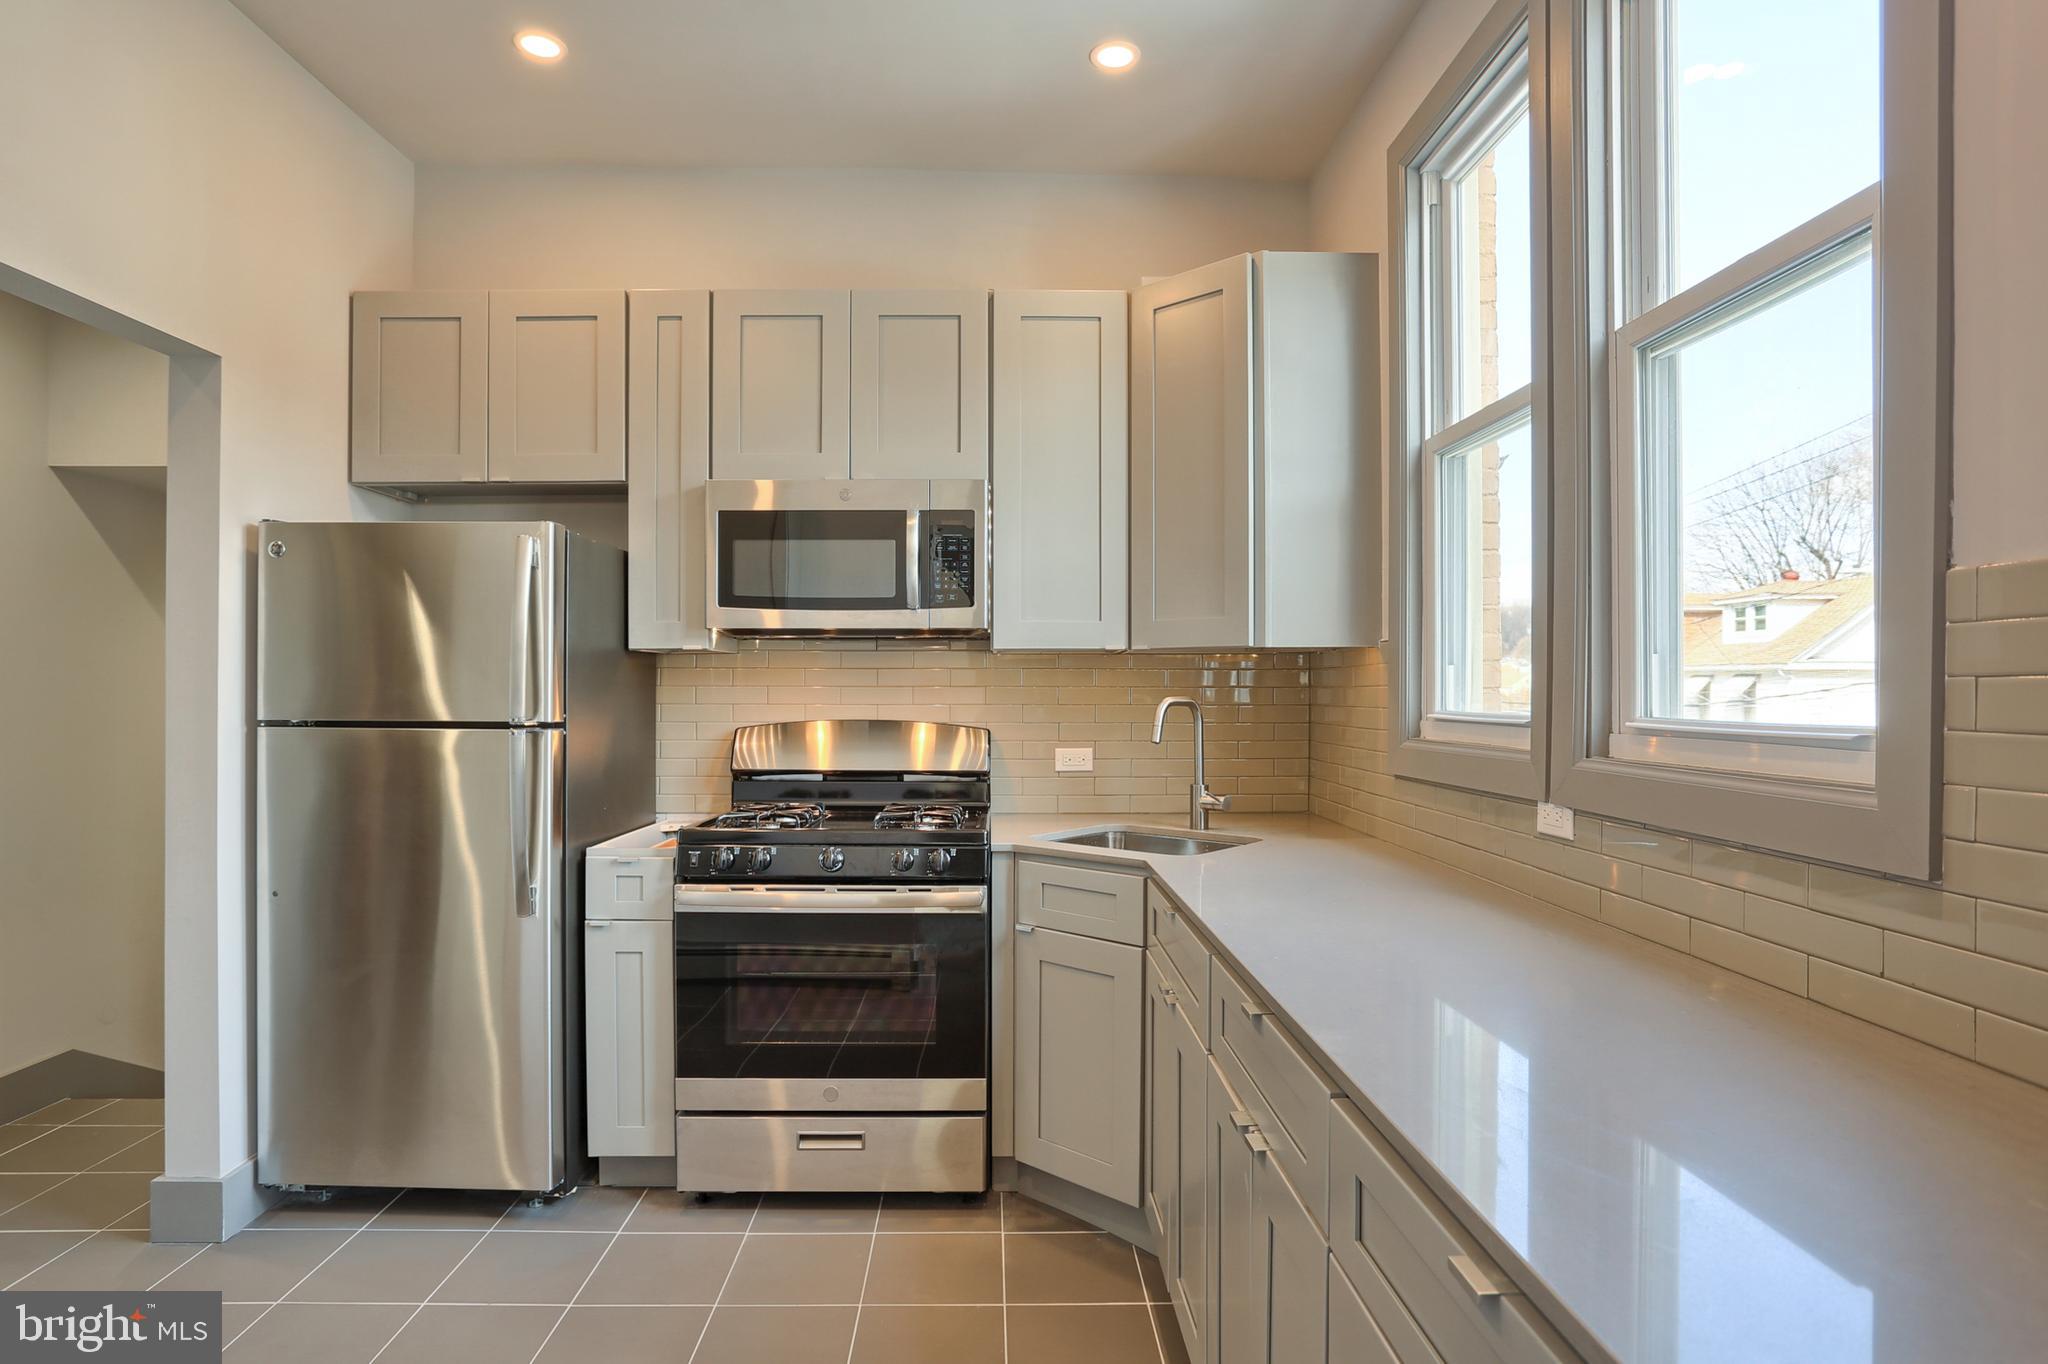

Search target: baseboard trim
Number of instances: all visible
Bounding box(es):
[597,1155,675,1188]
[150,1158,280,1244]
[1009,1160,1155,1250]
[0,1049,163,1124]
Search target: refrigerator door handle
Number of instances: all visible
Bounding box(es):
[510,730,546,918]
[510,533,540,723]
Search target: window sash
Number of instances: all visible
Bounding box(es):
[1423,392,1534,734]
[1607,188,1879,773]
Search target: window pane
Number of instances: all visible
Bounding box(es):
[1666,0,1879,294]
[1638,240,1875,727]
[1436,416,1534,716]
[1443,105,1533,424]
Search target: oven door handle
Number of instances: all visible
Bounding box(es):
[673,885,988,913]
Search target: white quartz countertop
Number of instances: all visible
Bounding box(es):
[991,812,2048,1364]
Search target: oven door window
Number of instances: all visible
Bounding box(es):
[716,510,911,611]
[675,911,987,1081]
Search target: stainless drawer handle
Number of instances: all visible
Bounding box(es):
[1158,984,1179,1006]
[1243,1128,1274,1155]
[1238,1001,1272,1021]
[1228,1109,1257,1132]
[1448,1253,1511,1300]
[1016,923,1035,934]
[796,1131,866,1152]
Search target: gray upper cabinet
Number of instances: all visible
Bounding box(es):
[627,290,724,651]
[351,289,626,488]
[851,289,989,481]
[488,290,627,483]
[992,291,1129,651]
[711,289,851,480]
[350,291,489,486]
[1131,251,1381,650]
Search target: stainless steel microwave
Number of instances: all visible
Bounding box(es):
[706,479,987,635]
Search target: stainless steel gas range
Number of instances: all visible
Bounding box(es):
[670,719,992,1194]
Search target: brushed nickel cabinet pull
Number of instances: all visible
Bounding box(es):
[1449,1253,1511,1300]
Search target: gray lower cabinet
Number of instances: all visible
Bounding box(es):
[1329,1255,1407,1364]
[1147,951,1212,1363]
[1252,1142,1330,1364]
[584,917,675,1158]
[1130,252,1380,649]
[1014,921,1142,1205]
[1145,953,1179,1243]
[1211,1049,1259,1364]
[991,290,1129,650]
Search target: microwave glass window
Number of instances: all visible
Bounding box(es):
[718,510,910,610]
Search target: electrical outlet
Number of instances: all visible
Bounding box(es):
[1536,802,1576,841]
[1054,747,1095,774]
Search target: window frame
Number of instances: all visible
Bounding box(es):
[1388,0,1554,798]
[1546,0,1950,878]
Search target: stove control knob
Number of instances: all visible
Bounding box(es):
[927,847,956,874]
[819,847,845,873]
[712,846,738,872]
[748,846,776,874]
[891,848,919,874]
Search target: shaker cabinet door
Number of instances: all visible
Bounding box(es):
[1014,924,1142,1205]
[626,289,724,650]
[711,290,851,479]
[1131,255,1254,650]
[992,290,1129,650]
[851,289,989,481]
[351,291,489,486]
[584,918,676,1158]
[488,290,626,483]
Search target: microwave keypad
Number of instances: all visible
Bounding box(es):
[929,526,975,608]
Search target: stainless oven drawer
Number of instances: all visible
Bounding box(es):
[676,1077,986,1112]
[676,1114,987,1193]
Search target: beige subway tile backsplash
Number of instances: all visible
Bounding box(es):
[652,643,1314,823]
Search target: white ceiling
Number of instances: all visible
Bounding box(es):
[228,0,1419,180]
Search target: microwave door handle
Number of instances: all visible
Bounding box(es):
[903,508,922,612]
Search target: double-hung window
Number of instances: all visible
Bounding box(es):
[1389,0,1551,800]
[1549,0,1948,876]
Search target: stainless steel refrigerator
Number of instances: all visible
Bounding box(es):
[256,521,653,1193]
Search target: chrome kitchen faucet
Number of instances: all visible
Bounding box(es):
[1152,696,1231,831]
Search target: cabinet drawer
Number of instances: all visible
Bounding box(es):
[1329,1246,1444,1364]
[1147,883,1210,1037]
[1212,958,1336,1233]
[1016,856,1145,945]
[1331,1099,1580,1364]
[677,1114,985,1194]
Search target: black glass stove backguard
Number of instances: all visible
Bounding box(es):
[674,908,988,1083]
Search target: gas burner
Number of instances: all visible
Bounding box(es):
[704,802,828,830]
[874,802,973,832]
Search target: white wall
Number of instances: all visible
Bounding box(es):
[1951,0,2048,567]
[46,313,172,470]
[414,166,1311,290]
[0,0,414,1191]
[0,294,167,1079]
[1311,0,2048,571]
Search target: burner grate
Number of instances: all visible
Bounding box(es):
[705,802,829,830]
[873,802,972,832]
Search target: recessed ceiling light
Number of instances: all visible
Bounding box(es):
[514,30,566,63]
[1090,40,1140,73]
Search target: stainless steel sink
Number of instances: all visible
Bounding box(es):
[1042,825,1260,856]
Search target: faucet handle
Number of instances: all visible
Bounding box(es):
[1199,788,1231,812]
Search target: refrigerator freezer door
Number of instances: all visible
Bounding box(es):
[258,521,561,724]
[258,725,564,1191]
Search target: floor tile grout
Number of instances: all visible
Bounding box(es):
[842,1196,883,1363]
[208,1186,411,1349]
[1000,1192,1010,1364]
[523,1185,649,1364]
[365,1191,524,1363]
[683,1194,759,1364]
[1137,1242,1168,1364]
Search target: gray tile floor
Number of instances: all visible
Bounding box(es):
[1,1099,1190,1364]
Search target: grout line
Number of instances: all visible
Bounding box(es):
[523,1186,649,1364]
[842,1198,883,1364]
[365,1192,525,1363]
[999,1192,1010,1364]
[683,1195,759,1364]
[190,1298,1157,1308]
[1137,1243,1168,1364]
[206,1187,410,1348]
